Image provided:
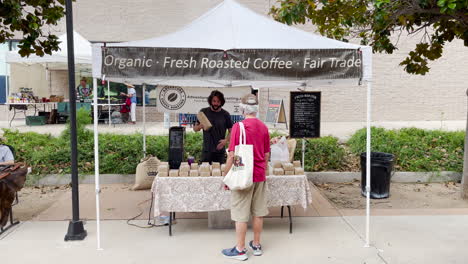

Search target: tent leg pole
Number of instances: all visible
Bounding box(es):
[6,56,10,127]
[365,80,372,248]
[5,56,9,117]
[93,78,103,250]
[302,138,305,168]
[143,84,147,158]
[107,81,111,127]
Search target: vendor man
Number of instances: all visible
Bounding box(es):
[76,77,92,99]
[194,90,232,163]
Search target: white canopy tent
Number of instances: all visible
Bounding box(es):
[91,0,374,249]
[6,31,92,70]
[5,31,93,103]
[6,31,120,126]
[7,31,92,71]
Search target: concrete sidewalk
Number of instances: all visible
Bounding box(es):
[1,182,468,263]
[1,215,468,264]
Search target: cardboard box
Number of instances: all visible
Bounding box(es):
[158,164,169,173]
[294,167,305,175]
[199,164,211,173]
[211,168,221,176]
[179,164,190,173]
[293,161,302,168]
[282,162,294,171]
[272,161,283,168]
[273,168,284,175]
[200,171,211,177]
[157,171,168,177]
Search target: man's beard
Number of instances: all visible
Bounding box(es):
[211,104,221,110]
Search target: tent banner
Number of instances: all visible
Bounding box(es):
[156,86,250,114]
[102,47,362,81]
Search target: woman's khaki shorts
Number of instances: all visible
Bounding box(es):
[231,181,269,222]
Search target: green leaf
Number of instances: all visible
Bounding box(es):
[437,0,446,7]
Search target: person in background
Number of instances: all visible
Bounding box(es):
[120,93,131,123]
[97,82,106,98]
[76,77,92,100]
[222,94,270,261]
[193,90,232,163]
[145,89,150,105]
[120,83,137,124]
[0,136,14,167]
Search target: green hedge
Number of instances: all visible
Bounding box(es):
[1,124,464,180]
[293,136,346,171]
[347,127,464,172]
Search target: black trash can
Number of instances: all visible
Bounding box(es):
[360,152,394,199]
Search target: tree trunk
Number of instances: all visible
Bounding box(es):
[462,88,468,199]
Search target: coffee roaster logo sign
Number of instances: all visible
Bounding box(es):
[156,86,250,113]
[159,86,187,110]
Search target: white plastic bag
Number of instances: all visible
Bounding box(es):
[223,122,254,191]
[270,136,289,163]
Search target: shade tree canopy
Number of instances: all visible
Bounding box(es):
[270,0,468,75]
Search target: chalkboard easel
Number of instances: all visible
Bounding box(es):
[265,99,287,129]
[290,91,321,166]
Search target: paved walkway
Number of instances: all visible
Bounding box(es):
[2,183,468,263]
[2,214,468,263]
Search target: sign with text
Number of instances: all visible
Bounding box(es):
[102,47,362,81]
[156,86,250,114]
[265,99,281,123]
[290,92,321,138]
[265,99,287,127]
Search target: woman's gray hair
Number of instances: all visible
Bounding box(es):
[239,103,258,115]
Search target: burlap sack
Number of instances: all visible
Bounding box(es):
[132,156,160,190]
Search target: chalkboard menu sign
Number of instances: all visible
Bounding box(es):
[290,92,321,138]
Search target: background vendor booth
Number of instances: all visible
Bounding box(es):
[5,32,151,126]
[6,31,93,101]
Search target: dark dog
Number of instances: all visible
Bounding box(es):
[0,164,27,227]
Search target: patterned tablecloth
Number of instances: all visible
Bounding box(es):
[151,175,312,217]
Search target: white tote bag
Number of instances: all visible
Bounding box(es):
[223,122,254,191]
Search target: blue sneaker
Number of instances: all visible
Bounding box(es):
[221,246,248,261]
[249,241,263,256]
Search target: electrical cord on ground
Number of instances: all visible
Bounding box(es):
[126,192,169,229]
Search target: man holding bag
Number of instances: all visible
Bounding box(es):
[222,94,270,261]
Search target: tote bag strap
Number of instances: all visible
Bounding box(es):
[238,122,247,145]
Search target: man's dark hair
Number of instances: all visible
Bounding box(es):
[207,90,226,107]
